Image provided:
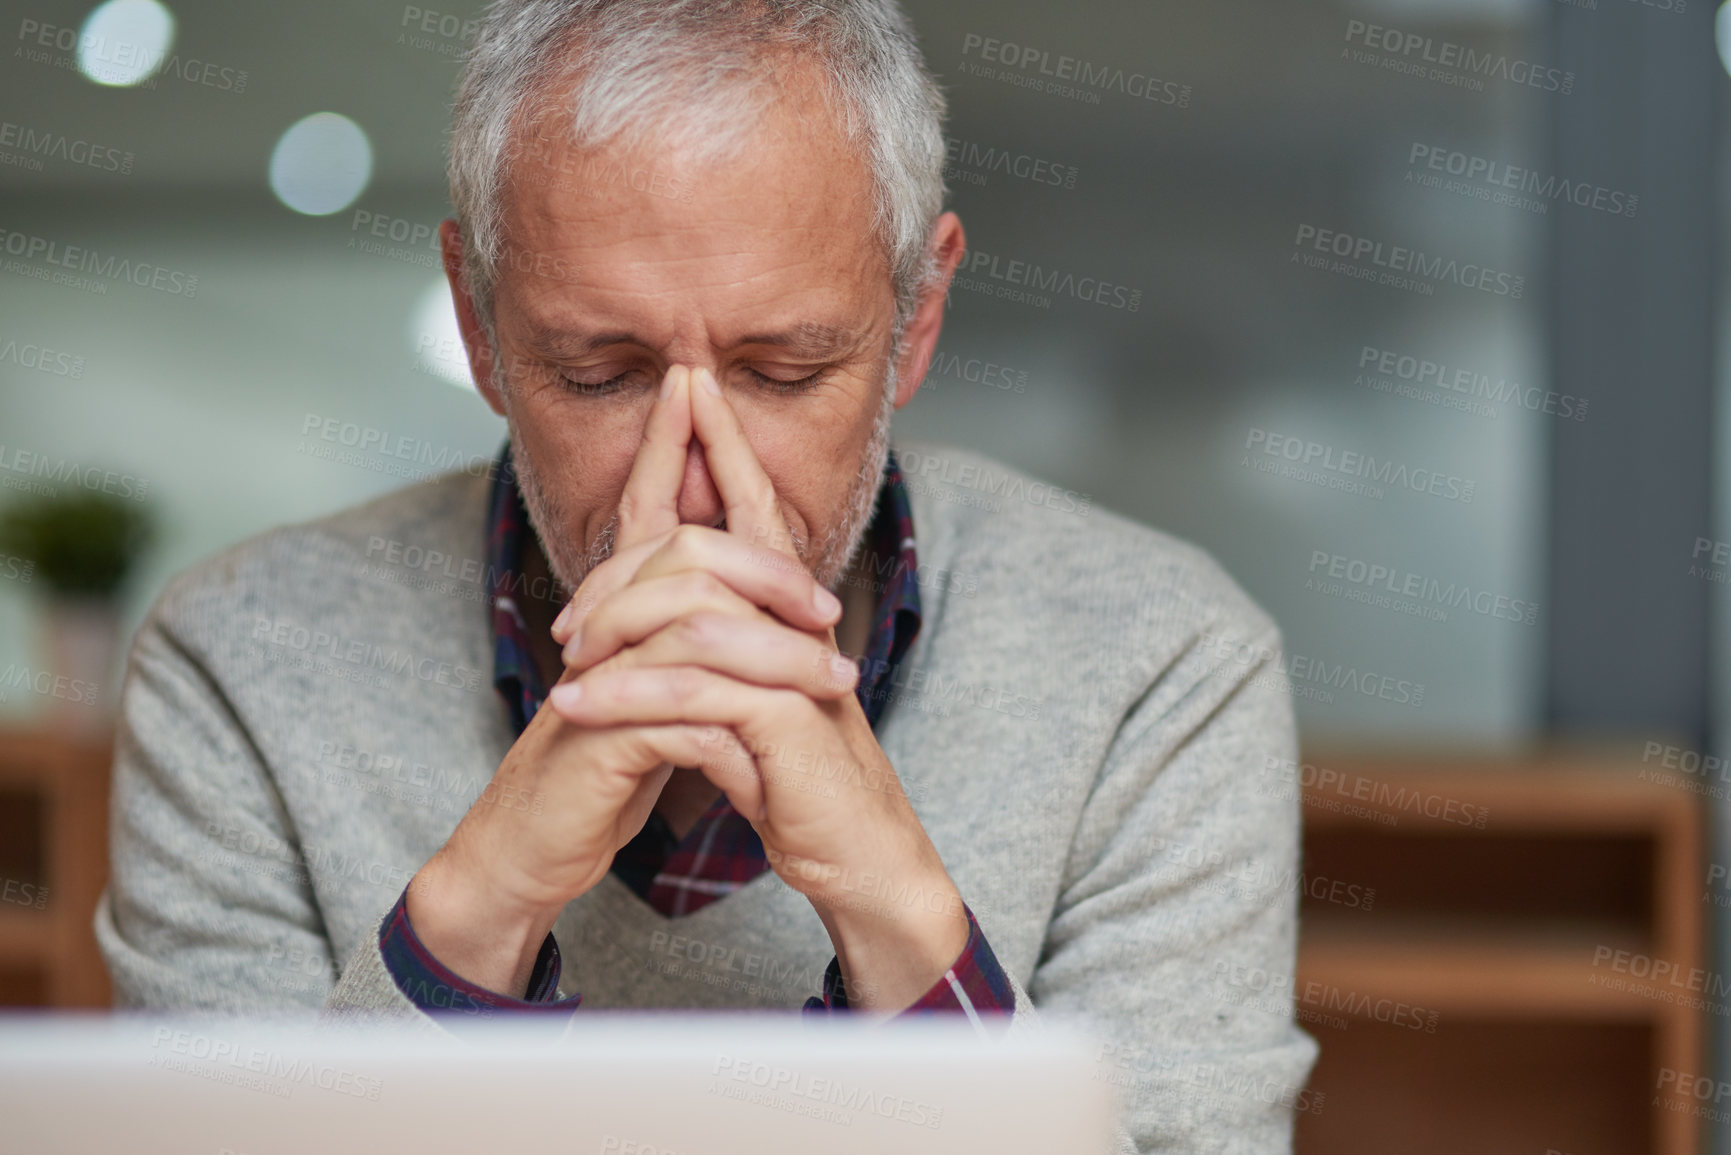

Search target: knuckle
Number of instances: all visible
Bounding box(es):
[671,666,709,698]
[596,644,639,674]
[573,571,613,614]
[600,671,642,708]
[577,600,617,641]
[669,523,710,557]
[672,613,717,650]
[685,569,728,603]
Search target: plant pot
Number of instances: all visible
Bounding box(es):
[42,597,120,736]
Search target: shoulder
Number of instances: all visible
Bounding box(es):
[892,440,1279,672]
[143,468,495,650]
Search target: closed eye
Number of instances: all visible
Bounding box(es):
[558,366,827,397]
[557,370,640,397]
[746,367,827,395]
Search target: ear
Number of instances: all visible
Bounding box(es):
[439,218,507,418]
[889,211,967,411]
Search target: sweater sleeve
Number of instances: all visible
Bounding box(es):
[1017,618,1321,1155]
[91,606,442,1028]
[377,886,582,1025]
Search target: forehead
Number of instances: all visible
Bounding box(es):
[496,61,890,345]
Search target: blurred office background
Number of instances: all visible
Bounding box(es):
[0,0,1723,1150]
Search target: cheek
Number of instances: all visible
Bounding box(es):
[732,391,877,526]
[517,398,648,515]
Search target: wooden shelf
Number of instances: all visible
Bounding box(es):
[0,907,54,965]
[1293,751,1702,1155]
[0,728,113,1007]
[1300,751,1699,834]
[1300,917,1654,1021]
[0,729,112,788]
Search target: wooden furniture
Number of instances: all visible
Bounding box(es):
[0,728,112,1007]
[1294,751,1703,1155]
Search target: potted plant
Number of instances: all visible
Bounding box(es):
[0,489,152,733]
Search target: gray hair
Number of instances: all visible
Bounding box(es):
[447,0,949,354]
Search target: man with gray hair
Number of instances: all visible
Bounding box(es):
[95,1,1317,1150]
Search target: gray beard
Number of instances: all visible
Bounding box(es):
[507,370,896,601]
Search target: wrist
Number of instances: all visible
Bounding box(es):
[405,846,561,998]
[812,867,969,1012]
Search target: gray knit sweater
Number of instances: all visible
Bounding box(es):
[94,440,1317,1153]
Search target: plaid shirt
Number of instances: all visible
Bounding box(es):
[379,446,1012,1024]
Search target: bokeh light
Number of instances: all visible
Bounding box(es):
[77,0,175,88]
[268,112,373,217]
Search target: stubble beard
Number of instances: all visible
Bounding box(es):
[507,365,897,603]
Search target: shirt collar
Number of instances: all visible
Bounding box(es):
[485,446,922,734]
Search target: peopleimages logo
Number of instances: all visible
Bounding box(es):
[1341,19,1574,95]
[1407,143,1637,219]
[1199,632,1427,709]
[954,248,1142,312]
[895,449,1092,518]
[346,209,441,270]
[959,32,1192,107]
[710,1055,944,1130]
[0,121,133,174]
[0,227,199,297]
[298,414,496,480]
[397,5,480,52]
[17,18,250,93]
[250,616,485,693]
[1243,428,1476,504]
[944,136,1078,189]
[1356,345,1587,422]
[0,336,84,378]
[1214,960,1441,1034]
[1261,756,1488,827]
[925,350,1028,395]
[0,663,99,708]
[1691,538,1730,586]
[148,1028,382,1101]
[0,445,149,500]
[1306,549,1540,626]
[1292,224,1524,299]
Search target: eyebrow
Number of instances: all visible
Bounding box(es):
[732,322,864,360]
[520,319,865,361]
[520,324,636,360]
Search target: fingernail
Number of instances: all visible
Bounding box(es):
[814,585,842,617]
[698,366,721,395]
[561,629,583,665]
[660,366,680,401]
[553,602,572,634]
[550,682,582,708]
[829,653,856,682]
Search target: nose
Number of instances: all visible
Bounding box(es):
[675,440,724,527]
